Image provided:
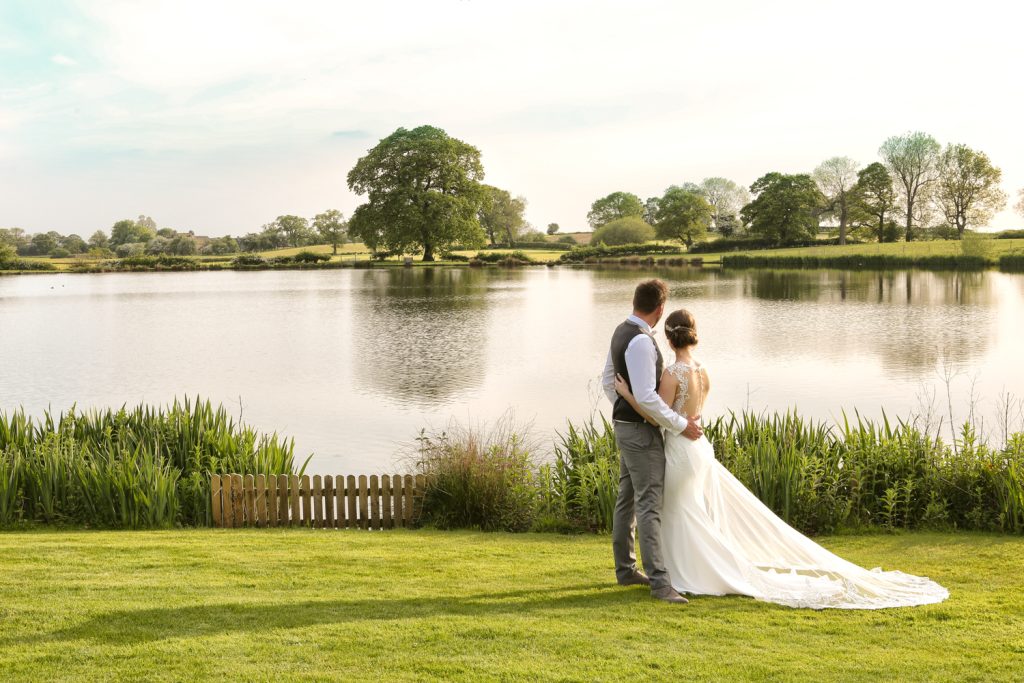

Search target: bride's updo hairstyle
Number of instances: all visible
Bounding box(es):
[664,309,698,348]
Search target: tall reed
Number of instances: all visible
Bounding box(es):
[546,415,620,532]
[413,417,538,532]
[0,397,308,528]
[548,411,1024,535]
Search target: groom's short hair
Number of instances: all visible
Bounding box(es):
[633,279,669,314]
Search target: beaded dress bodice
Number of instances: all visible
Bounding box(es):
[665,360,706,416]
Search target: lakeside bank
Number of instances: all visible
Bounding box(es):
[3,237,1024,275]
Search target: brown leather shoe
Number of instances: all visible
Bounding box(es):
[651,587,689,604]
[617,572,651,587]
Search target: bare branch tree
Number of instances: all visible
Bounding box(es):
[812,157,859,245]
[879,132,941,241]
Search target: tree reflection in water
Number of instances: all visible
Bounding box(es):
[351,267,491,406]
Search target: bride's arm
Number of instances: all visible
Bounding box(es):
[612,374,659,427]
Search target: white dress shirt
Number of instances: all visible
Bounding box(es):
[601,315,689,435]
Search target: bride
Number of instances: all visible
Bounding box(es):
[613,308,949,609]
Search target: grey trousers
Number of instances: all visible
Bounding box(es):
[612,421,670,591]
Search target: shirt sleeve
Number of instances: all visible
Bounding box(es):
[624,334,689,434]
[601,350,617,404]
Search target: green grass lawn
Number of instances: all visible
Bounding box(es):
[0,530,1020,681]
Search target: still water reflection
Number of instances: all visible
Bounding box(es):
[1,267,1021,473]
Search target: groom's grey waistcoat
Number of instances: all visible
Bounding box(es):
[610,320,663,423]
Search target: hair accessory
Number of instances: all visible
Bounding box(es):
[666,324,692,332]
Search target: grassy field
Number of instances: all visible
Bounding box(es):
[692,237,1024,265]
[255,243,370,259]
[7,237,1024,272]
[0,530,1020,681]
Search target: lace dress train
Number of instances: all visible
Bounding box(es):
[659,361,948,609]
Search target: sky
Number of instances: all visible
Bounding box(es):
[1,0,1021,237]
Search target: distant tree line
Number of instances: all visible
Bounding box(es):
[1,209,349,260]
[1,215,219,259]
[585,131,1013,248]
[236,210,348,254]
[4,129,1021,264]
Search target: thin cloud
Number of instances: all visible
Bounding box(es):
[51,53,77,67]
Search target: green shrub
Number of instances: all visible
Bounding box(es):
[0,241,15,264]
[232,253,269,269]
[960,232,994,260]
[0,260,57,272]
[559,243,684,263]
[413,419,538,532]
[473,250,534,266]
[116,255,201,271]
[292,251,331,264]
[590,217,656,246]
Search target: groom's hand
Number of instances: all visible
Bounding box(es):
[682,420,703,441]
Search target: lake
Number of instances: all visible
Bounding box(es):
[1,266,1022,473]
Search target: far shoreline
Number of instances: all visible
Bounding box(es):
[3,236,1023,276]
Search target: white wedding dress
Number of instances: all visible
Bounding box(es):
[660,360,949,609]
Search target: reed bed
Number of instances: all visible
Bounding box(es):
[419,411,1024,535]
[702,411,1023,534]
[0,398,307,528]
[721,253,990,270]
[4,400,1021,535]
[999,253,1024,272]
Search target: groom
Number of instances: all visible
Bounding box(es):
[601,279,703,604]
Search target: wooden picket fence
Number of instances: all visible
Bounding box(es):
[210,473,425,529]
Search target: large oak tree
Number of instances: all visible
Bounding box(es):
[740,173,824,245]
[851,162,897,243]
[347,126,486,261]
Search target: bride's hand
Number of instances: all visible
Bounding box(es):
[613,373,632,399]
